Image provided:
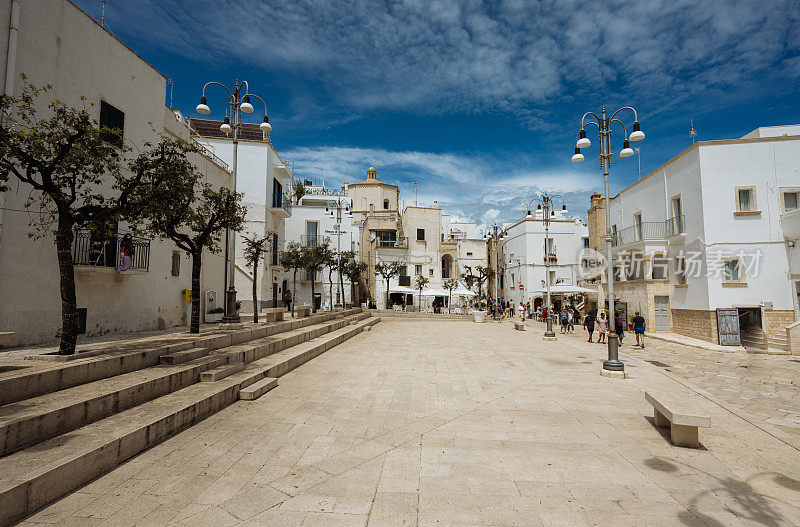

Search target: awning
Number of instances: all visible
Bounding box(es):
[389,286,417,294]
[531,284,597,294]
[420,288,449,296]
[453,282,476,296]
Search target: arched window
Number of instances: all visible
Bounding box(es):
[441,254,452,279]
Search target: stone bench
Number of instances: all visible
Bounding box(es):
[645,390,711,448]
[262,307,285,322]
[513,321,526,331]
[295,305,312,317]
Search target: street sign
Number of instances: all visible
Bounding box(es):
[519,284,524,290]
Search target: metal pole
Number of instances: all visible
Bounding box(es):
[544,199,555,338]
[494,226,500,320]
[601,107,622,371]
[336,202,342,306]
[222,84,241,323]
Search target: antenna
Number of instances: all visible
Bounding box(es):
[99,0,107,28]
[411,180,418,206]
[635,147,641,179]
[690,118,697,145]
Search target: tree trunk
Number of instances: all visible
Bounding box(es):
[310,272,317,313]
[292,269,297,317]
[190,250,202,333]
[339,266,345,306]
[418,289,422,311]
[252,256,259,323]
[328,268,334,311]
[449,291,452,314]
[56,217,78,355]
[385,278,390,309]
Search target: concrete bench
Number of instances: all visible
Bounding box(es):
[262,307,285,322]
[513,321,526,331]
[295,305,312,317]
[645,390,711,448]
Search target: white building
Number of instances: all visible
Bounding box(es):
[600,124,800,350]
[499,209,589,310]
[186,118,293,311]
[284,182,357,309]
[0,0,229,345]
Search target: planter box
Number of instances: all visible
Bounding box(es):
[205,313,223,323]
[473,312,485,323]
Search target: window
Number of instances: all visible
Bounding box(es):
[99,100,124,148]
[735,186,758,213]
[399,265,407,276]
[651,254,668,280]
[723,258,743,283]
[429,268,433,277]
[633,212,643,240]
[782,189,800,212]
[305,221,319,247]
[674,255,687,285]
[670,195,684,234]
[416,228,425,241]
[272,235,278,266]
[306,269,316,281]
[383,199,389,210]
[466,252,473,257]
[376,230,397,247]
[415,264,422,275]
[171,251,180,277]
[583,238,590,248]
[544,238,554,256]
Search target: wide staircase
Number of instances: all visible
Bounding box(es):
[740,326,789,354]
[0,308,378,526]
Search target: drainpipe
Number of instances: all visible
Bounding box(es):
[0,0,21,240]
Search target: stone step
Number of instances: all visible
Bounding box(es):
[239,377,278,400]
[0,355,223,457]
[199,362,245,382]
[0,308,364,406]
[159,346,210,365]
[0,312,376,526]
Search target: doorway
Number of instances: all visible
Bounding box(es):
[654,295,670,331]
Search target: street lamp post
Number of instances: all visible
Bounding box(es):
[326,198,350,307]
[484,224,502,320]
[572,106,644,372]
[526,193,566,339]
[196,80,271,324]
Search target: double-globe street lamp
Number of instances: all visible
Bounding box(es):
[525,193,566,339]
[572,106,644,373]
[483,224,503,320]
[325,197,351,307]
[196,81,272,324]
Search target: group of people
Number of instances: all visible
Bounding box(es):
[486,298,536,320]
[581,310,646,348]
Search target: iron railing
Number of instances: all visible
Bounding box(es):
[271,193,292,215]
[612,221,669,247]
[665,214,686,237]
[377,236,408,248]
[302,234,321,247]
[190,137,229,170]
[73,231,150,271]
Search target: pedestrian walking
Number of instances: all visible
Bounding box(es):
[614,313,625,346]
[560,309,568,333]
[597,312,608,343]
[517,301,525,321]
[567,310,575,334]
[583,311,595,342]
[632,311,646,348]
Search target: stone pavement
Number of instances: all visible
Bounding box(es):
[20,320,800,526]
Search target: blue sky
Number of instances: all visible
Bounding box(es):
[74,0,800,226]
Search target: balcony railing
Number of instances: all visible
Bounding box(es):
[612,221,668,247]
[302,234,321,247]
[73,231,150,271]
[190,137,229,170]
[271,193,292,215]
[665,214,686,237]
[543,244,557,263]
[377,236,408,248]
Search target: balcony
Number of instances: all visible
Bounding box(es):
[270,193,292,217]
[544,244,557,264]
[665,215,686,237]
[73,231,150,272]
[377,236,408,249]
[612,221,668,247]
[302,234,321,247]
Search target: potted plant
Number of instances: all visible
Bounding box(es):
[205,307,224,323]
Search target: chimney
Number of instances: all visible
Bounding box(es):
[433,201,438,209]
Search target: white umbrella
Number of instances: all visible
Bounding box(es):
[389,285,417,294]
[531,284,597,294]
[420,288,449,296]
[453,283,476,297]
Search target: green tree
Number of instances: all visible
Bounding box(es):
[292,179,307,205]
[279,241,304,317]
[341,251,367,305]
[126,137,246,333]
[301,239,330,313]
[413,274,429,311]
[443,278,458,314]
[243,232,274,323]
[0,78,152,354]
[375,259,403,309]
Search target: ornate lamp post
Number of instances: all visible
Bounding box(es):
[484,224,503,320]
[195,81,271,324]
[526,193,565,339]
[326,197,350,307]
[572,106,644,373]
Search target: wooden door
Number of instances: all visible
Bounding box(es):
[716,308,741,345]
[654,296,670,331]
